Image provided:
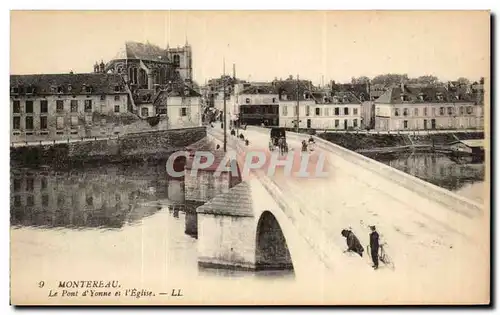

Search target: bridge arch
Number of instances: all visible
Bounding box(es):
[255,210,294,271]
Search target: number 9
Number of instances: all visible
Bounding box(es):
[38,281,45,288]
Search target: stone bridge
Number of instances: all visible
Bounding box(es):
[193,125,487,303]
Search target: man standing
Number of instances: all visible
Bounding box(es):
[369,225,380,270]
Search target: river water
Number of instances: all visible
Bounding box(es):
[9,152,486,304]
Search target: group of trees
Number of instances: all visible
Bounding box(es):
[350,74,484,86]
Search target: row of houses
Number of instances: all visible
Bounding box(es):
[208,79,485,132]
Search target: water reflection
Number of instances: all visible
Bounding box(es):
[364,152,485,192]
[10,162,172,229]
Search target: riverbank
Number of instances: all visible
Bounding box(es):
[314,130,484,154]
[10,127,206,167]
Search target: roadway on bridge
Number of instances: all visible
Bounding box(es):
[215,126,488,303]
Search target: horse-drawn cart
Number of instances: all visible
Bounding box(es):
[269,127,288,154]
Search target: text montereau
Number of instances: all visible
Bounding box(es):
[59,281,120,289]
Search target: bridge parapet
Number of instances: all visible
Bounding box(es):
[247,126,484,218]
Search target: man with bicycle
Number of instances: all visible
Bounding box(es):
[369,225,380,270]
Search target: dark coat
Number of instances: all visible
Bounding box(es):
[343,230,364,255]
[370,231,380,252]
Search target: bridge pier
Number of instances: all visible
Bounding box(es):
[196,180,294,271]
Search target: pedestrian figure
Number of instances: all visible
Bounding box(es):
[369,226,380,269]
[216,144,220,150]
[341,229,364,257]
[245,139,249,146]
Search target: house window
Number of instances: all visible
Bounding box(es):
[394,108,400,116]
[13,196,21,207]
[25,116,33,130]
[114,95,120,101]
[344,107,349,115]
[447,107,453,115]
[70,100,78,112]
[25,101,33,113]
[41,177,47,190]
[70,116,78,127]
[460,107,464,115]
[305,106,310,116]
[353,108,358,115]
[424,107,428,116]
[114,105,120,113]
[315,108,321,116]
[26,195,34,207]
[334,107,339,115]
[56,100,64,113]
[26,178,34,191]
[13,100,20,113]
[40,116,48,130]
[439,107,445,115]
[403,120,408,129]
[84,100,92,112]
[13,179,21,192]
[246,98,251,104]
[335,119,339,128]
[403,108,408,116]
[282,106,288,116]
[181,107,187,116]
[272,98,276,103]
[40,100,48,113]
[414,108,418,116]
[467,106,473,115]
[13,117,20,130]
[141,107,149,117]
[353,119,358,128]
[86,194,93,207]
[56,116,64,130]
[100,95,106,101]
[42,194,49,207]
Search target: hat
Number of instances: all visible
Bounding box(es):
[369,225,376,230]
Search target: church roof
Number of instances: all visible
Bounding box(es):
[10,73,126,95]
[239,85,277,95]
[109,41,170,63]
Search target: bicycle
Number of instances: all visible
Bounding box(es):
[367,242,395,271]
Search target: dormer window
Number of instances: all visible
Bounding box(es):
[50,86,57,93]
[114,85,121,92]
[418,94,424,101]
[67,85,72,92]
[57,86,64,94]
[82,85,92,93]
[26,86,35,94]
[11,87,19,94]
[246,98,251,104]
[436,93,443,101]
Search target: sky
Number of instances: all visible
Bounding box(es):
[10,10,490,85]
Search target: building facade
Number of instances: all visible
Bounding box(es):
[10,73,129,142]
[237,86,279,126]
[152,83,202,129]
[374,84,484,131]
[279,91,362,130]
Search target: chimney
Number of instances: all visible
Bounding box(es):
[232,63,236,80]
[400,81,405,92]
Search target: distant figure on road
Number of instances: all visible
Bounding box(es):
[308,136,315,143]
[369,226,380,270]
[341,229,364,257]
[216,144,220,150]
[239,134,245,141]
[230,129,236,136]
[301,140,308,152]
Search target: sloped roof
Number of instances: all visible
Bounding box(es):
[375,85,476,104]
[196,180,256,217]
[153,83,201,106]
[10,73,126,95]
[239,85,277,95]
[126,41,169,62]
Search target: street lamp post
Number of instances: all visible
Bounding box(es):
[223,59,227,152]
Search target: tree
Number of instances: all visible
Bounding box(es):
[416,75,439,85]
[371,74,409,85]
[351,76,370,84]
[457,77,470,85]
[479,77,484,84]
